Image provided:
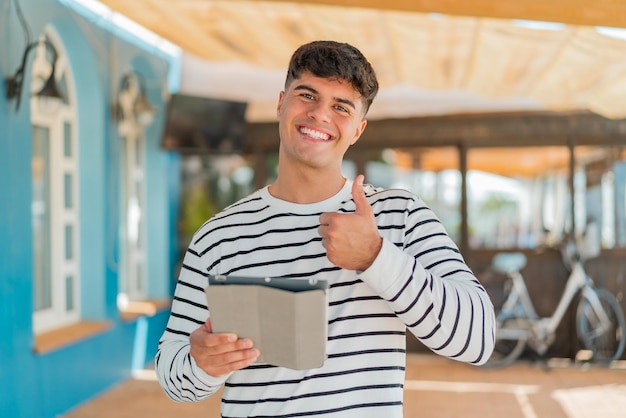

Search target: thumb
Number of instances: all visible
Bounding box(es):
[204,317,212,332]
[351,174,370,214]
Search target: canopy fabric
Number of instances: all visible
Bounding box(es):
[99,0,626,122]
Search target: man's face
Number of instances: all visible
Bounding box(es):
[276,71,367,172]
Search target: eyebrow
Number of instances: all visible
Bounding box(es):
[294,84,357,111]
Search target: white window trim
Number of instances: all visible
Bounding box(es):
[31,28,80,334]
[117,72,148,306]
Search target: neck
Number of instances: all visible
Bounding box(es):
[269,171,346,204]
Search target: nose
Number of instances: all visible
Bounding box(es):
[307,101,332,123]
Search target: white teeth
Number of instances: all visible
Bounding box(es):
[300,127,331,141]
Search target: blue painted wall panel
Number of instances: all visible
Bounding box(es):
[0,1,178,416]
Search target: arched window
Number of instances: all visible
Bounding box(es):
[30,29,79,333]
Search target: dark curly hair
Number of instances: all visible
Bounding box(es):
[284,40,379,116]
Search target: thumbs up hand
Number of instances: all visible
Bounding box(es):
[318,175,383,271]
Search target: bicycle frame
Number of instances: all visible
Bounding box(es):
[542,261,587,335]
[498,258,614,350]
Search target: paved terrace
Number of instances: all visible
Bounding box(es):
[62,353,626,418]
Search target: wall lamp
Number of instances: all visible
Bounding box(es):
[112,71,156,127]
[5,39,64,112]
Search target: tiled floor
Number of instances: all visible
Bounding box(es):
[63,354,626,418]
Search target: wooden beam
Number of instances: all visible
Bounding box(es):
[244,111,626,153]
[459,143,469,255]
[247,0,626,28]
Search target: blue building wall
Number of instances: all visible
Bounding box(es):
[0,1,178,416]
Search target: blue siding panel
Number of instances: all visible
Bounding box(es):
[0,1,178,416]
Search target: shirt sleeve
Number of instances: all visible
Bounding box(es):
[154,241,230,402]
[358,197,496,365]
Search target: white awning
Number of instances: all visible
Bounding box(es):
[98,0,626,121]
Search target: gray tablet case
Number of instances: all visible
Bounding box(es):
[205,275,329,370]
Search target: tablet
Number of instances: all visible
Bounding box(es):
[208,274,329,292]
[205,274,329,370]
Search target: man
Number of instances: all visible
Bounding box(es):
[156,40,495,417]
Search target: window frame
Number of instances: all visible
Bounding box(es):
[30,29,80,334]
[116,72,149,305]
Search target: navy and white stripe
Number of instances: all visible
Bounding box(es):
[156,179,495,417]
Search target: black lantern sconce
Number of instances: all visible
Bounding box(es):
[5,38,65,112]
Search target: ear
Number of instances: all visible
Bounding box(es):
[350,118,368,146]
[276,91,285,117]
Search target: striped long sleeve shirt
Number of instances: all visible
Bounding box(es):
[156,179,495,417]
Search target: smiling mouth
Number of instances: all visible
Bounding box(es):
[299,126,332,141]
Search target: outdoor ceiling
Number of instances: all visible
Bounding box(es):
[411,146,574,177]
[99,0,626,122]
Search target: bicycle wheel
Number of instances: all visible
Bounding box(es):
[577,288,626,363]
[483,306,530,368]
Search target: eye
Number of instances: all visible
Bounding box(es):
[300,93,315,100]
[335,104,349,113]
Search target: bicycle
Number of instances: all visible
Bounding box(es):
[484,228,626,368]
